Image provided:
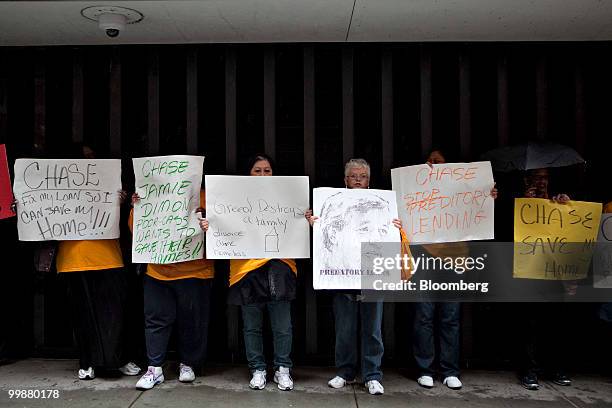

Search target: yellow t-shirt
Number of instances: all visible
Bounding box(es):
[56,239,124,273]
[229,259,297,287]
[129,190,214,281]
[146,258,215,281]
[421,242,470,259]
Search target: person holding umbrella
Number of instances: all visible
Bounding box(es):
[517,167,575,390]
[484,143,582,390]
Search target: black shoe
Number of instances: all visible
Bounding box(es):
[552,372,571,386]
[520,373,540,390]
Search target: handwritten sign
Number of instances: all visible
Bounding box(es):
[13,159,121,241]
[132,155,204,264]
[594,213,612,288]
[391,161,495,243]
[205,175,309,259]
[0,145,14,220]
[513,198,601,280]
[312,187,400,290]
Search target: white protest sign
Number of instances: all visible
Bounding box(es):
[13,159,121,241]
[132,156,204,264]
[594,213,612,288]
[205,175,309,259]
[312,187,401,290]
[391,161,495,243]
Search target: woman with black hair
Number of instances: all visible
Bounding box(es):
[201,154,297,391]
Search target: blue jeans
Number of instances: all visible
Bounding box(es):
[333,294,384,382]
[241,301,292,372]
[143,276,212,368]
[413,302,460,377]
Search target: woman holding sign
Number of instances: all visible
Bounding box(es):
[130,188,214,391]
[411,149,489,390]
[517,167,573,391]
[411,149,498,390]
[305,158,406,396]
[42,143,140,380]
[201,154,297,391]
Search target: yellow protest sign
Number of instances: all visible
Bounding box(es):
[513,198,602,280]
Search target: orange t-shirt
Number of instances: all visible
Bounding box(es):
[129,190,214,281]
[604,202,612,214]
[229,259,297,287]
[56,239,124,273]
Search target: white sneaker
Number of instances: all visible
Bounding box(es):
[274,366,294,391]
[119,362,141,376]
[328,376,353,389]
[443,376,462,390]
[78,367,95,380]
[365,380,384,395]
[417,375,434,388]
[249,369,267,390]
[179,363,196,383]
[136,366,164,390]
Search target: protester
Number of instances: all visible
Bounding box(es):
[305,158,405,396]
[130,187,213,390]
[597,201,612,377]
[410,149,497,390]
[516,167,573,390]
[24,143,140,380]
[204,153,297,391]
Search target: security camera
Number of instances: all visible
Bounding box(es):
[82,6,143,38]
[98,13,126,38]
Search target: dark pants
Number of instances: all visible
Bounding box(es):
[122,271,146,368]
[413,302,460,378]
[333,294,384,382]
[599,303,612,376]
[143,275,212,368]
[516,302,569,376]
[241,301,292,371]
[65,269,128,370]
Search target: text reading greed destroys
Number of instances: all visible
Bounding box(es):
[205,175,310,259]
[132,156,204,264]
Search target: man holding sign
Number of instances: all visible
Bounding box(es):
[129,155,214,391]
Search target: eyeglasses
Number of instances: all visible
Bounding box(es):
[348,175,369,181]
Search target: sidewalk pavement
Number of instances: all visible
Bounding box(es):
[0,359,611,407]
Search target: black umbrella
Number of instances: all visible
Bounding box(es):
[481,142,585,172]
